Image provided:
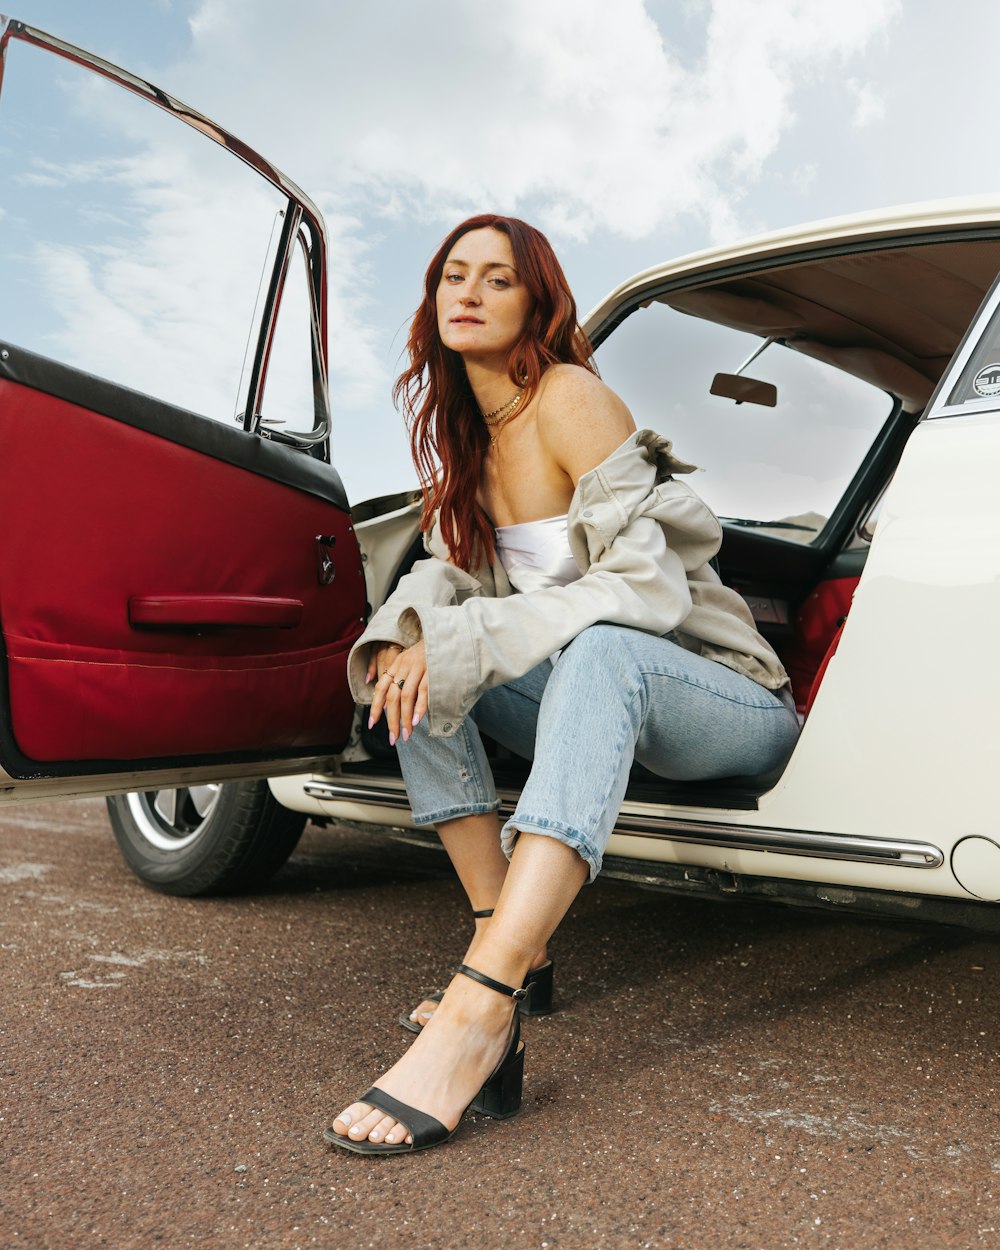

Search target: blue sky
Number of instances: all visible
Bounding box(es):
[4,1,1000,505]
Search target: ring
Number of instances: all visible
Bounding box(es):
[397,678,406,690]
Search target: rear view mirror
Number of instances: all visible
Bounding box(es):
[710,373,777,407]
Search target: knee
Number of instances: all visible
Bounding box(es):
[560,624,639,678]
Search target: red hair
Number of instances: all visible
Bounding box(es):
[393,214,596,572]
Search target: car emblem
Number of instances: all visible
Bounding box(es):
[972,363,1000,397]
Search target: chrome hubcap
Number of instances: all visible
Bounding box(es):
[124,785,221,851]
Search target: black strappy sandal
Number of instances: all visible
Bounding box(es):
[324,964,526,1155]
[398,909,555,1032]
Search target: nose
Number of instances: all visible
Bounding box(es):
[459,287,481,306]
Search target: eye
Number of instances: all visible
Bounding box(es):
[442,271,464,284]
[489,276,511,289]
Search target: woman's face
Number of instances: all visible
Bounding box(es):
[435,227,533,364]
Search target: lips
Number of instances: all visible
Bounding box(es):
[450,315,484,324]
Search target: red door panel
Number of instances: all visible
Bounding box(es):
[0,375,366,767]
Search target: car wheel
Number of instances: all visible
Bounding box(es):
[106,779,307,896]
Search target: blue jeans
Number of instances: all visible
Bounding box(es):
[395,624,800,882]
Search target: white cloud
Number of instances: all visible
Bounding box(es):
[790,163,819,196]
[176,0,897,242]
[846,78,887,128]
[318,201,393,414]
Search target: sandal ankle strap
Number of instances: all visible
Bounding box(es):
[471,908,495,919]
[457,963,527,1001]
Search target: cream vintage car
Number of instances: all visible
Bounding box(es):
[2,18,999,927]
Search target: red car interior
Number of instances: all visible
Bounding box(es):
[780,575,860,715]
[0,355,366,770]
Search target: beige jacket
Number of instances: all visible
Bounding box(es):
[348,430,789,737]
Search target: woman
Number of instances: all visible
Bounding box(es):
[326,215,799,1155]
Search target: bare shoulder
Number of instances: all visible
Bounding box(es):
[536,362,618,404]
[536,364,636,482]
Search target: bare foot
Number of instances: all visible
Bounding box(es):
[330,971,521,1147]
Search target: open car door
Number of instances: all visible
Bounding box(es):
[0,19,366,803]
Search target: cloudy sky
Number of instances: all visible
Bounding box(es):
[3,0,1000,506]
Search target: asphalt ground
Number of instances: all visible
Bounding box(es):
[1,798,998,1250]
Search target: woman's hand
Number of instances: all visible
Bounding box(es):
[366,640,429,746]
[366,641,403,688]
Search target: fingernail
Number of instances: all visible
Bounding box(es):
[412,712,421,727]
[389,732,396,747]
[402,727,410,742]
[367,716,374,730]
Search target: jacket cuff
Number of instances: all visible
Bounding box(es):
[407,603,479,737]
[346,611,418,705]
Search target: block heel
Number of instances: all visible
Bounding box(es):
[520,959,554,1017]
[470,1028,524,1119]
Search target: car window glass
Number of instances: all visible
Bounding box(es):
[256,231,317,437]
[595,301,893,544]
[0,37,306,428]
[945,298,1000,407]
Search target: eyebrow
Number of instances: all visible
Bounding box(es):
[445,257,518,274]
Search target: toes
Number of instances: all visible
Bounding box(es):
[347,1106,386,1141]
[365,1113,413,1146]
[331,1101,380,1140]
[366,1114,396,1144]
[384,1119,413,1146]
[408,998,439,1028]
[331,1104,414,1147]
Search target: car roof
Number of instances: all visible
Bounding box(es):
[586,197,1000,412]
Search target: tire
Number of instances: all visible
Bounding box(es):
[106,779,307,896]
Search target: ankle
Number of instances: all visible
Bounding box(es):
[443,971,519,1033]
[458,938,531,997]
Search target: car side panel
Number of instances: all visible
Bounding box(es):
[754,413,1000,875]
[0,375,366,767]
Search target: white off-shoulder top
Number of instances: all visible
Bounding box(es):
[494,513,580,594]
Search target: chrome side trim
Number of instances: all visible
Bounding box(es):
[305,779,944,869]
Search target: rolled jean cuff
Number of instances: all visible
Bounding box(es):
[411,799,501,827]
[500,813,602,884]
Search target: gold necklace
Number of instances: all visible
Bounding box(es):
[487,394,525,447]
[481,390,523,425]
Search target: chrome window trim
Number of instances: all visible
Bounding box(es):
[242,202,303,436]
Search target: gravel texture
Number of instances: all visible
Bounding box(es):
[0,798,997,1249]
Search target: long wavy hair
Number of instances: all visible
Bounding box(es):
[393,214,596,572]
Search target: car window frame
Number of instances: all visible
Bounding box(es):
[0,16,331,457]
[587,269,914,560]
